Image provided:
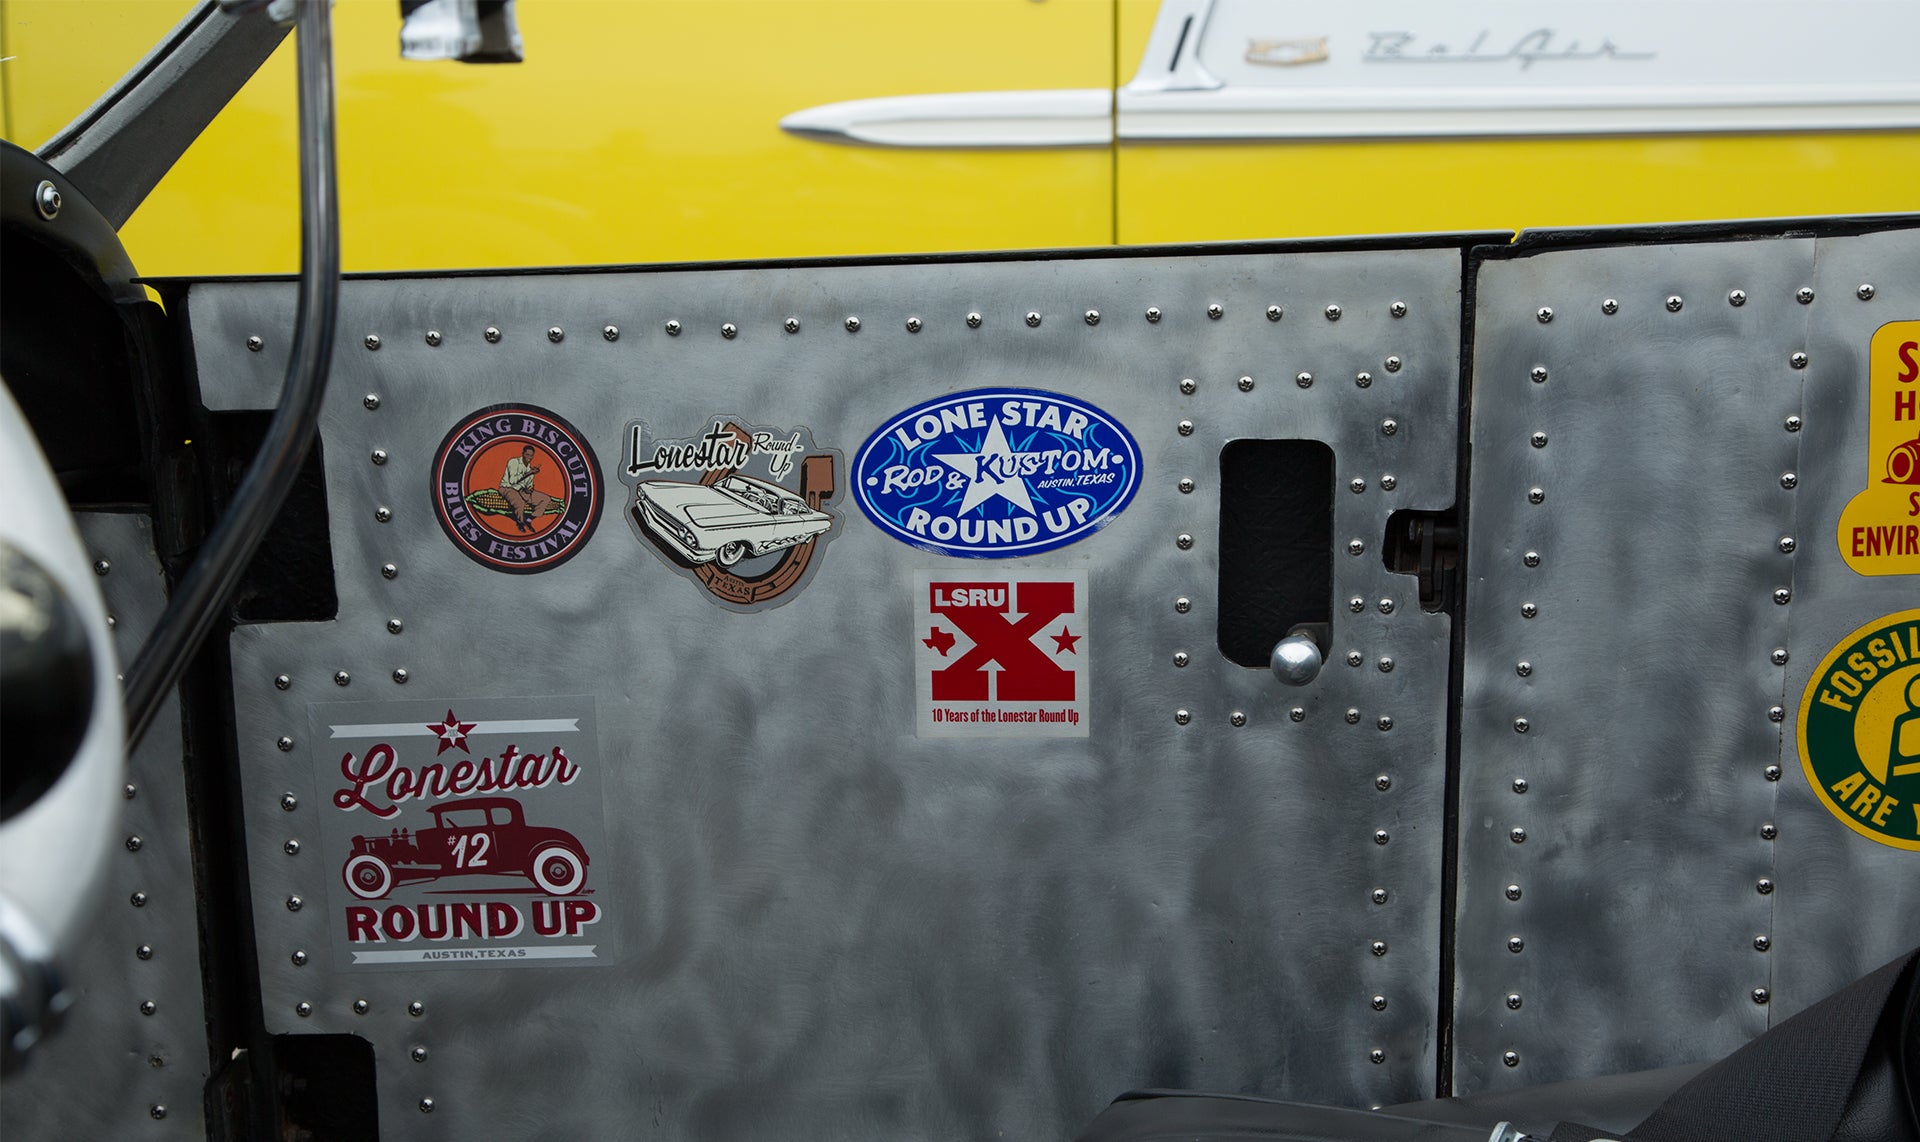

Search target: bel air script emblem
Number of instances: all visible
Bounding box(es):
[854,389,1141,558]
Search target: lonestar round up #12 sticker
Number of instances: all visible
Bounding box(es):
[433,404,603,573]
[1798,608,1920,851]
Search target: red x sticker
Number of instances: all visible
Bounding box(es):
[914,571,1088,737]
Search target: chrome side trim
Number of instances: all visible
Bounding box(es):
[777,89,1110,149]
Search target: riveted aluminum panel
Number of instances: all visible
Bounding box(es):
[191,246,1463,1138]
[1457,238,1813,1091]
[4,513,209,1136]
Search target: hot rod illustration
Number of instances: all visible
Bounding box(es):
[633,473,834,567]
[341,798,590,900]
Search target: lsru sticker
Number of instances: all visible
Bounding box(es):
[915,570,1089,738]
[855,390,1141,558]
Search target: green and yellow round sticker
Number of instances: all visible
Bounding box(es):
[1799,608,1920,850]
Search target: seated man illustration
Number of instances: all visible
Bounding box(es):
[500,445,553,533]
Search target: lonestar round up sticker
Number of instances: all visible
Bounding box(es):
[1798,608,1920,851]
[433,404,602,574]
[854,389,1142,558]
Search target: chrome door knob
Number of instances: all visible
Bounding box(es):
[1270,634,1323,685]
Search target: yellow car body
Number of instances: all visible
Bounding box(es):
[2,0,1916,276]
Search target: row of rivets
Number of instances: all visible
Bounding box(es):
[1528,285,1879,323]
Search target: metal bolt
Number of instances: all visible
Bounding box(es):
[1378,598,1395,615]
[1026,312,1042,327]
[374,506,392,523]
[1145,306,1161,323]
[131,891,147,908]
[1178,478,1194,494]
[334,670,352,686]
[1520,603,1538,619]
[1084,309,1100,326]
[1666,296,1683,313]
[1207,304,1222,320]
[1297,371,1314,389]
[1372,888,1389,904]
[603,325,619,341]
[1178,377,1196,395]
[1349,596,1366,614]
[1858,284,1876,301]
[1768,706,1785,723]
[1371,995,1388,1011]
[137,944,152,960]
[1523,551,1541,568]
[1774,588,1791,605]
[1513,778,1528,794]
[1516,661,1532,677]
[1355,371,1372,389]
[1530,431,1548,449]
[1379,475,1396,491]
[1370,1049,1387,1064]
[1508,936,1525,953]
[140,1000,156,1016]
[284,839,300,855]
[1506,884,1522,900]
[1346,708,1361,724]
[34,180,62,219]
[1531,366,1549,384]
[1755,934,1771,951]
[1177,419,1195,436]
[1384,355,1402,373]
[1780,471,1798,489]
[1350,478,1366,494]
[846,316,861,332]
[1377,656,1393,673]
[665,320,682,336]
[1507,994,1523,1010]
[784,317,800,334]
[412,1046,428,1062]
[1173,651,1189,667]
[1290,707,1306,723]
[386,617,403,635]
[1376,775,1392,791]
[421,1099,436,1114]
[1752,988,1770,1005]
[1770,648,1789,666]
[1528,487,1547,505]
[1790,351,1808,370]
[392,668,409,684]
[247,336,263,352]
[1796,287,1815,305]
[1503,1051,1521,1068]
[1380,418,1398,436]
[1175,597,1191,613]
[1390,301,1407,318]
[1536,306,1553,323]
[547,326,565,343]
[1729,289,1747,307]
[125,784,137,799]
[1377,715,1394,731]
[1374,829,1390,845]
[364,334,381,351]
[967,312,983,328]
[1230,711,1247,727]
[290,949,307,966]
[1350,539,1366,556]
[1778,535,1796,554]
[1176,533,1194,550]
[1371,940,1388,956]
[1514,717,1530,734]
[1785,415,1802,433]
[1510,827,1527,844]
[719,323,736,340]
[1325,304,1342,321]
[287,895,303,912]
[370,448,390,467]
[1347,651,1364,667]
[281,793,298,811]
[381,563,398,580]
[1238,375,1254,392]
[1761,822,1778,840]
[409,1002,425,1017]
[1602,298,1619,315]
[296,1002,312,1017]
[1174,709,1191,726]
[126,835,143,852]
[1765,764,1783,781]
[905,316,922,333]
[354,999,369,1015]
[362,394,381,410]
[1266,305,1282,321]
[1756,878,1774,895]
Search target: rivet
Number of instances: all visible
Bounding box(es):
[1377,598,1395,615]
[386,618,404,635]
[287,895,303,912]
[1372,888,1389,904]
[784,317,800,334]
[374,506,392,523]
[1290,707,1306,723]
[1177,419,1195,436]
[1174,709,1191,726]
[1349,597,1366,613]
[1785,415,1802,433]
[548,326,565,343]
[1325,304,1342,321]
[392,668,409,684]
[281,793,298,811]
[126,835,143,852]
[275,673,291,690]
[1602,298,1619,315]
[150,1103,167,1121]
[1530,365,1549,384]
[905,316,922,333]
[1379,475,1397,491]
[1778,535,1796,554]
[140,1000,156,1016]
[1512,778,1529,794]
[381,563,398,580]
[1768,706,1785,723]
[353,999,369,1015]
[603,325,619,341]
[1380,418,1397,436]
[334,670,352,686]
[1665,296,1683,313]
[1790,351,1808,370]
[719,323,736,340]
[1145,307,1161,323]
[137,944,153,960]
[1506,994,1522,1010]
[421,1099,435,1114]
[362,394,381,411]
[1178,478,1195,494]
[33,180,62,219]
[1513,717,1530,734]
[1237,375,1254,392]
[1370,1049,1387,1064]
[1523,551,1541,568]
[1536,306,1553,323]
[1780,472,1798,489]
[1374,829,1390,845]
[665,320,681,336]
[1347,651,1364,667]
[1390,301,1407,318]
[1510,827,1527,844]
[484,326,501,343]
[1174,597,1191,613]
[1729,289,1747,307]
[364,334,381,351]
[1349,539,1366,556]
[1229,711,1247,727]
[1354,371,1372,389]
[1025,312,1042,327]
[1520,603,1538,619]
[1346,708,1361,724]
[296,1002,312,1017]
[412,1046,429,1062]
[106,615,116,629]
[1752,988,1770,1005]
[1295,370,1318,391]
[1350,478,1366,494]
[1756,878,1774,895]
[1265,305,1282,322]
[1796,287,1815,305]
[292,950,308,966]
[1371,995,1388,1011]
[1371,940,1388,956]
[1765,764,1783,781]
[247,336,263,352]
[967,312,983,328]
[1530,432,1548,449]
[131,891,147,908]
[1084,310,1100,326]
[1503,1051,1520,1068]
[1206,304,1222,320]
[1516,661,1532,677]
[1508,936,1524,953]
[845,316,861,332]
[1376,775,1392,791]
[409,1001,425,1017]
[1505,884,1522,900]
[1857,284,1876,301]
[1376,656,1393,672]
[371,449,390,467]
[1774,588,1791,605]
[125,784,137,799]
[1770,648,1789,666]
[1528,487,1547,505]
[1384,355,1402,373]
[284,839,300,855]
[1173,651,1189,667]
[1754,934,1772,951]
[1178,378,1197,395]
[1377,715,1394,732]
[1176,533,1194,550]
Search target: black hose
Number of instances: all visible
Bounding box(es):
[122,0,338,747]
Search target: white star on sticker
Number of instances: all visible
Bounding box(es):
[934,420,1037,516]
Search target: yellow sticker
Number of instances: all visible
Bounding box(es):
[1798,608,1920,851]
[1837,321,1920,574]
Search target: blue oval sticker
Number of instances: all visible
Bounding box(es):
[854,389,1142,558]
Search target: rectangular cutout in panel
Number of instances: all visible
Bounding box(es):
[1217,439,1333,667]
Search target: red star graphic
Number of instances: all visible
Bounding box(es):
[923,626,957,656]
[1051,626,1081,654]
[425,709,476,755]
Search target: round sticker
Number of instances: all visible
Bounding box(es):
[1797,608,1920,851]
[432,404,602,574]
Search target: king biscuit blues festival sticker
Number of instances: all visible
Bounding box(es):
[314,697,617,967]
[433,404,603,573]
[619,417,843,611]
[914,570,1088,738]
[1837,321,1920,575]
[855,389,1142,558]
[1799,609,1920,851]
